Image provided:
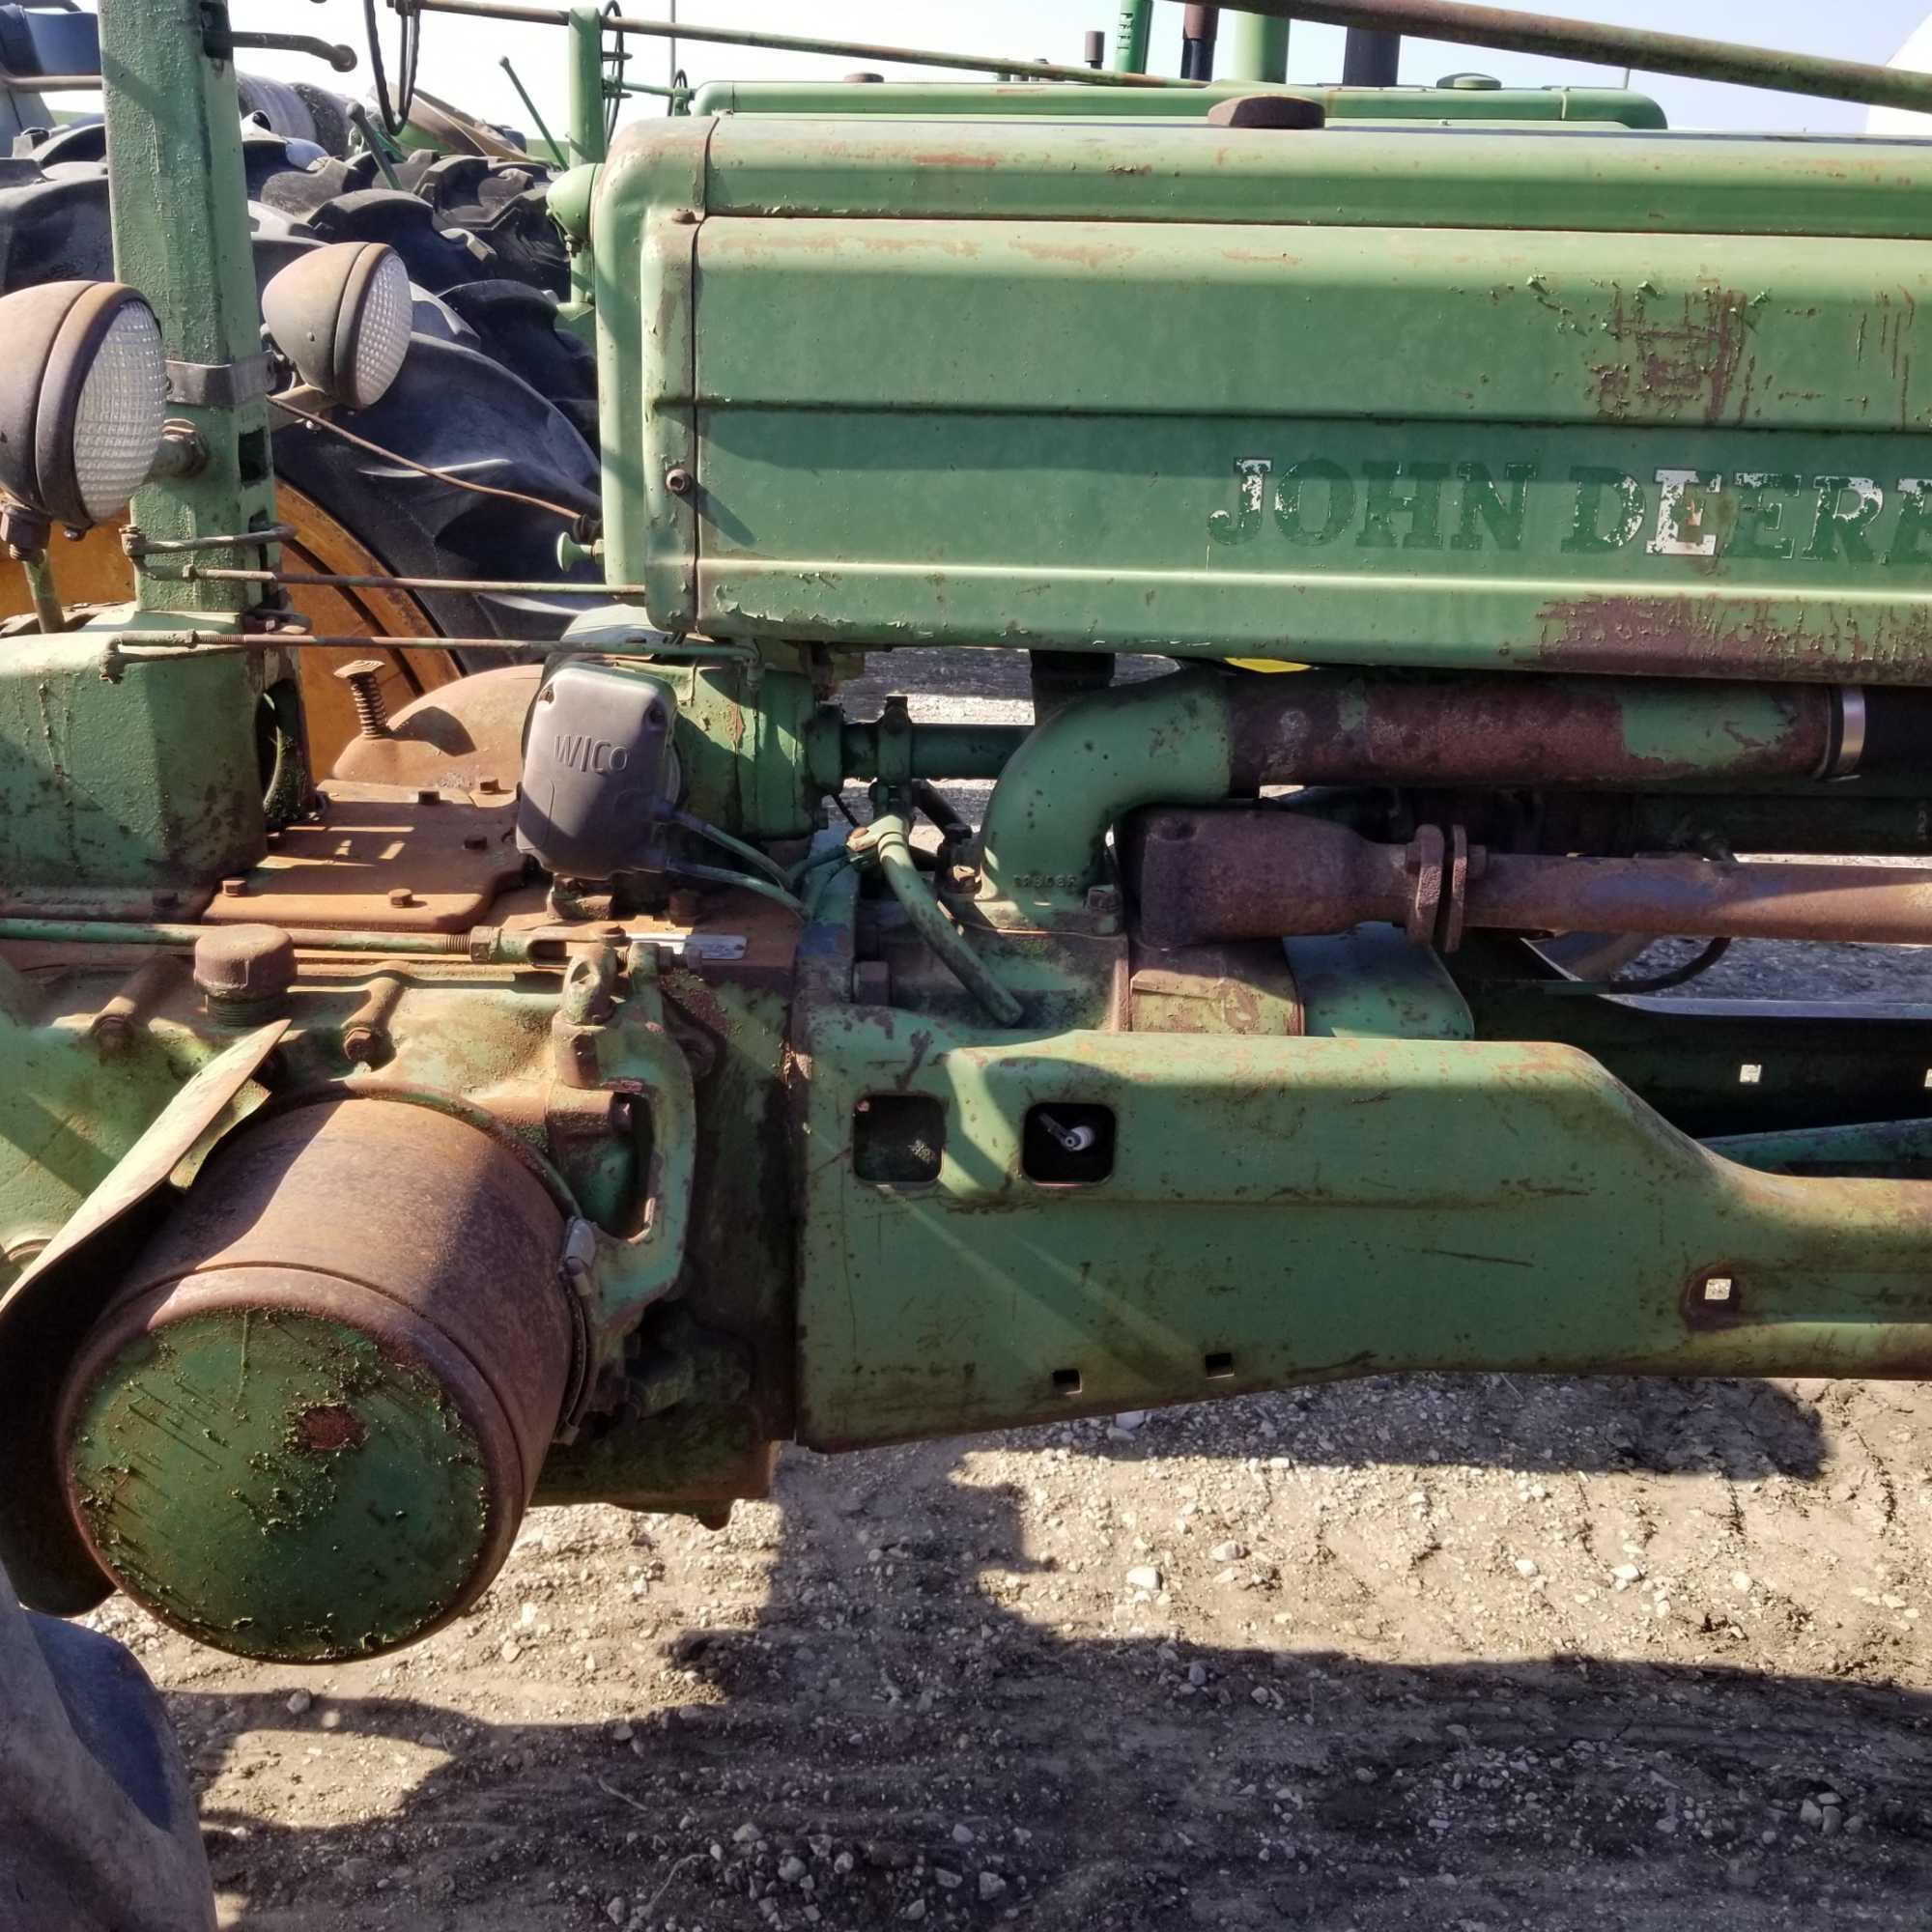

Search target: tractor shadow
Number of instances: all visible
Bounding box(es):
[168,1376,1930,1932]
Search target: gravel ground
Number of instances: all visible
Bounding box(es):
[93,649,1932,1931]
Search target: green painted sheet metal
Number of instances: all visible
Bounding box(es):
[795,1016,1932,1445]
[0,639,265,904]
[688,122,1931,234]
[687,81,1665,126]
[593,119,1932,678]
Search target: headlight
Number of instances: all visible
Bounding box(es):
[0,281,168,529]
[262,242,412,411]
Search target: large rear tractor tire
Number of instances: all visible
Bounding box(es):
[0,1562,216,1932]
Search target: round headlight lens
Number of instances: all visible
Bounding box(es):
[71,298,167,523]
[349,245,412,409]
[262,241,413,412]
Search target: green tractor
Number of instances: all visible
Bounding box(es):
[5,0,1932,1745]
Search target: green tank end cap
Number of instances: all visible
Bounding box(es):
[62,1296,507,1663]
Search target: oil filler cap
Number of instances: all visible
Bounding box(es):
[192,923,296,1023]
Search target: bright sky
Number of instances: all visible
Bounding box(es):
[241,2,1932,140]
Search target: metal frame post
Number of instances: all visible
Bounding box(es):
[567,3,609,166]
[1227,12,1291,82]
[98,0,275,617]
[1342,27,1400,84]
[557,4,609,329]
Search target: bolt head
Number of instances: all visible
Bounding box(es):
[341,1025,383,1066]
[219,876,249,897]
[387,886,415,909]
[664,465,695,497]
[332,659,386,685]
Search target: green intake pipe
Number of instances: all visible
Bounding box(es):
[978,673,1235,921]
[833,720,1031,787]
[1249,0,1932,114]
[1114,0,1153,72]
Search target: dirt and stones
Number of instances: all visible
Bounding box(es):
[93,1371,1932,1931]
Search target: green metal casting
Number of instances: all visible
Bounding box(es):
[65,1312,495,1659]
[796,1013,1932,1445]
[0,640,263,911]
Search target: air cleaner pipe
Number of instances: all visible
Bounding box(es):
[976,669,1866,917]
[1247,0,1932,114]
[833,720,1031,786]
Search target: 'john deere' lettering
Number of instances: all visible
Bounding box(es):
[1208,458,1932,568]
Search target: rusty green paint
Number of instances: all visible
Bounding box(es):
[65,1312,491,1662]
[795,1013,1932,1446]
[593,119,1932,679]
[0,639,265,910]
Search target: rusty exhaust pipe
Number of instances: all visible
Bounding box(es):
[1131,809,1932,952]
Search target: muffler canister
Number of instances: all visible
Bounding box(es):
[56,1099,573,1662]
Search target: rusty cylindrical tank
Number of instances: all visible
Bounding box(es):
[55,1100,575,1663]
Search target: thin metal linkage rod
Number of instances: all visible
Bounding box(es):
[1246,0,1932,113]
[269,634,755,659]
[0,67,98,92]
[405,0,1201,88]
[142,563,643,598]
